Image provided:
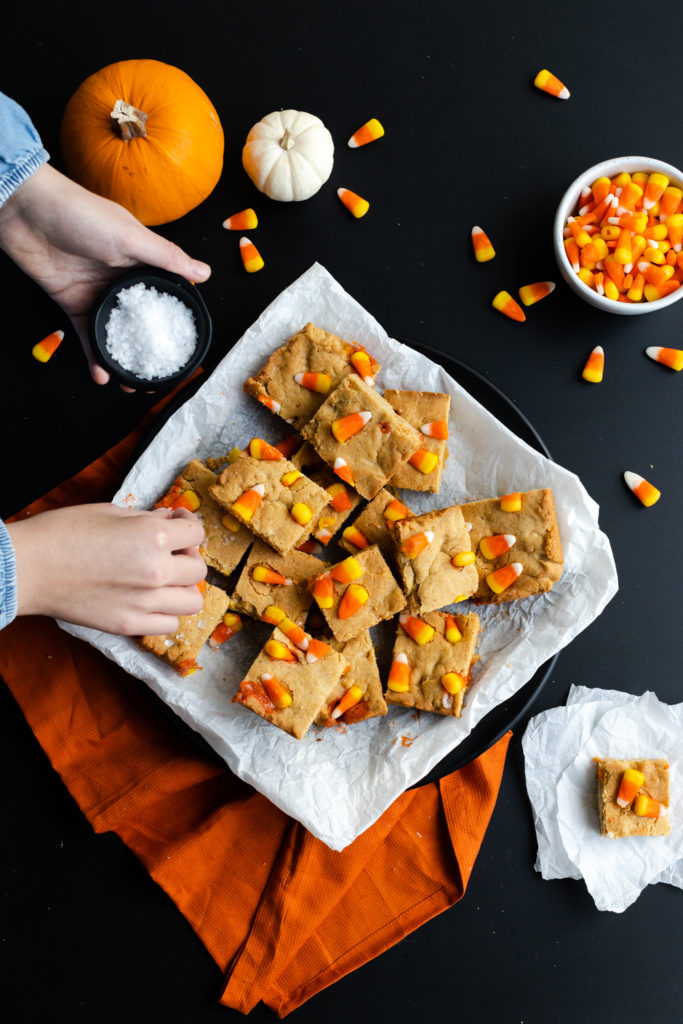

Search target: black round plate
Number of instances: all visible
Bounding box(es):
[125,337,559,785]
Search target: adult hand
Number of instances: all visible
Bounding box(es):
[6,503,207,635]
[0,163,211,385]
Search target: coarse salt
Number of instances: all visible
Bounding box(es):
[105,282,198,379]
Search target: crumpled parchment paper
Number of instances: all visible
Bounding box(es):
[523,685,682,911]
[60,263,618,851]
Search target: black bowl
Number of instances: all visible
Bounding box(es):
[89,267,212,391]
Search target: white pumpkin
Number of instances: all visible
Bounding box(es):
[242,110,334,202]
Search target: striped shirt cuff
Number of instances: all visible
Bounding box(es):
[0,519,18,629]
[0,144,50,207]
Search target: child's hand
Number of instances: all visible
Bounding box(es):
[0,164,211,385]
[6,503,207,636]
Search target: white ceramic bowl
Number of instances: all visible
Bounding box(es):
[553,155,683,315]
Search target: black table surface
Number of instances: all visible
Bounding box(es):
[2,3,681,1022]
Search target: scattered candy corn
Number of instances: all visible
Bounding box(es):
[221,513,242,533]
[327,482,352,512]
[331,685,364,719]
[239,236,264,273]
[479,534,516,560]
[332,410,372,442]
[350,349,375,385]
[258,395,281,414]
[296,538,324,555]
[645,346,683,371]
[582,345,604,383]
[306,637,332,663]
[534,69,570,100]
[333,457,355,485]
[338,188,370,218]
[500,492,522,512]
[492,290,526,322]
[262,605,286,626]
[223,208,258,231]
[252,565,291,585]
[445,614,463,643]
[348,118,384,148]
[441,671,464,695]
[279,617,309,650]
[260,673,293,709]
[623,471,661,507]
[172,489,201,512]
[289,501,312,526]
[331,556,364,583]
[274,435,301,458]
[281,469,303,486]
[341,524,370,549]
[249,437,285,460]
[338,583,369,619]
[451,550,475,567]
[387,652,410,692]
[409,448,439,474]
[471,226,495,263]
[616,768,645,808]
[294,371,332,394]
[420,420,448,439]
[32,329,64,363]
[399,614,435,645]
[312,573,334,609]
[209,612,243,649]
[633,794,667,818]
[401,530,434,559]
[231,483,265,521]
[264,638,297,662]
[384,498,410,525]
[315,515,337,544]
[486,562,523,595]
[518,281,555,307]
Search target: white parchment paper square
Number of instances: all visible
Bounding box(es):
[59,264,617,850]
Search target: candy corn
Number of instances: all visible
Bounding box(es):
[231,483,265,521]
[290,502,312,526]
[239,236,264,273]
[643,172,669,211]
[441,671,464,695]
[331,685,364,719]
[582,345,604,383]
[486,562,523,595]
[223,208,257,231]
[209,612,243,649]
[420,420,449,439]
[249,437,285,460]
[384,498,411,525]
[348,118,384,148]
[645,346,683,371]
[534,69,570,99]
[623,471,660,507]
[172,489,201,512]
[294,371,332,394]
[258,395,281,414]
[338,583,369,619]
[312,573,334,609]
[387,652,410,692]
[492,290,526,322]
[341,524,370,549]
[178,658,198,677]
[479,534,516,560]
[32,329,64,363]
[445,614,463,644]
[451,550,475,567]
[296,538,323,555]
[252,565,291,585]
[306,637,332,664]
[273,435,301,458]
[315,515,337,545]
[500,492,522,512]
[616,768,645,808]
[333,457,355,485]
[332,410,372,442]
[633,794,667,818]
[399,614,435,645]
[350,349,376,385]
[264,638,297,662]
[471,226,495,263]
[401,530,435,559]
[221,513,242,533]
[260,673,293,709]
[327,482,352,511]
[262,605,286,625]
[518,281,555,307]
[409,448,439,474]
[338,188,370,219]
[331,556,363,583]
[281,470,303,487]
[279,617,309,650]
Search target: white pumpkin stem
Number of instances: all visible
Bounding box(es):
[279,130,295,151]
[111,99,148,140]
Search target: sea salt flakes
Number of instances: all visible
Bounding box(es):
[105,282,198,379]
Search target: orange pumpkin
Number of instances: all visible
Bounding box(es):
[60,59,224,226]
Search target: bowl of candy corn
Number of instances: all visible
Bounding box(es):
[553,156,683,314]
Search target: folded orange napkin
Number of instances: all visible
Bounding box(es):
[0,394,511,1017]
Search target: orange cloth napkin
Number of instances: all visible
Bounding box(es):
[0,396,511,1017]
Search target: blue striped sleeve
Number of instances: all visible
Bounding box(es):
[0,520,18,629]
[0,91,50,206]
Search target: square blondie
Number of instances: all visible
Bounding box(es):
[310,545,406,643]
[233,625,348,739]
[292,442,361,547]
[460,489,563,604]
[383,389,450,493]
[315,632,387,727]
[596,758,670,838]
[302,374,422,500]
[231,540,328,624]
[385,611,481,717]
[140,582,230,676]
[155,459,252,576]
[394,505,478,613]
[209,454,329,556]
[339,487,412,564]
[244,323,380,431]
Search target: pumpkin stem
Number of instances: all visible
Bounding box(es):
[279,130,295,151]
[111,99,148,140]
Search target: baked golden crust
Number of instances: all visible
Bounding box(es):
[383,389,450,493]
[316,632,387,726]
[140,582,229,674]
[596,758,670,838]
[292,442,361,546]
[338,487,405,563]
[312,545,407,643]
[231,540,328,624]
[394,505,478,613]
